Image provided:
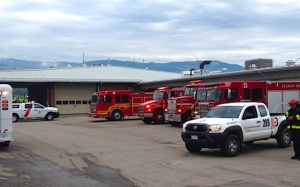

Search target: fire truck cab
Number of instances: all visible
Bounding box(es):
[138,86,184,124]
[88,90,153,121]
[0,84,13,147]
[194,81,300,118]
[166,80,203,126]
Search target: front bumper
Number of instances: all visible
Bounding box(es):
[139,113,153,119]
[54,112,59,118]
[87,113,100,118]
[181,131,227,148]
[165,114,181,122]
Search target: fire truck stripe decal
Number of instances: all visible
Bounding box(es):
[24,108,31,118]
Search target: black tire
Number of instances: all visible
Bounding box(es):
[221,134,241,157]
[111,110,123,121]
[12,114,19,122]
[153,110,165,124]
[142,118,152,124]
[170,122,181,127]
[45,113,54,121]
[185,143,202,153]
[2,142,10,147]
[277,128,291,148]
[243,141,254,145]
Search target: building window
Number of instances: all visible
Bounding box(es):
[63,101,68,105]
[76,100,81,104]
[56,101,62,105]
[69,101,75,104]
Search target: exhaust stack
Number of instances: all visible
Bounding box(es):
[199,60,212,75]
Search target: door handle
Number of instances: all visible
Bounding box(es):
[256,121,260,123]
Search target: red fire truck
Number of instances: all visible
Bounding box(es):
[138,86,184,124]
[194,81,300,118]
[166,80,203,126]
[87,90,153,121]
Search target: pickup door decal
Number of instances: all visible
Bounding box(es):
[262,118,270,127]
[24,108,31,118]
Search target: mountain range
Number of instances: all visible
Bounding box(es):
[0,58,245,73]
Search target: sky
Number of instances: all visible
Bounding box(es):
[1,0,300,67]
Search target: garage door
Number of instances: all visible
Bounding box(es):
[55,83,95,114]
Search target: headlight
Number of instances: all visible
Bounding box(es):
[208,125,222,132]
[182,122,188,130]
[177,109,181,113]
[194,111,198,115]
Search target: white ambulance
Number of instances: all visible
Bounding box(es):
[0,84,13,147]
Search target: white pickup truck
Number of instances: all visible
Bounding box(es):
[181,102,291,157]
[12,103,59,122]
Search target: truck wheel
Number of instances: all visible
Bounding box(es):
[153,110,165,124]
[221,134,241,157]
[185,143,202,153]
[170,122,181,127]
[45,113,54,121]
[277,128,291,148]
[111,110,123,121]
[12,114,19,122]
[1,142,10,147]
[142,118,152,124]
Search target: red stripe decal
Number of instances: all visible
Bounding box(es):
[24,108,31,118]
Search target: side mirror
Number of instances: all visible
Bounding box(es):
[227,89,231,100]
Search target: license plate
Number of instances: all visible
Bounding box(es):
[169,115,173,121]
[191,135,198,140]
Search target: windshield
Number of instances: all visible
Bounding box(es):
[205,105,243,118]
[196,89,223,102]
[91,95,101,103]
[153,91,164,100]
[196,90,207,102]
[184,86,198,96]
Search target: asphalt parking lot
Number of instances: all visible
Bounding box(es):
[0,115,299,187]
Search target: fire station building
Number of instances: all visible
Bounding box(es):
[1,64,300,114]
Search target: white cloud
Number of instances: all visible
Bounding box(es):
[0,0,300,67]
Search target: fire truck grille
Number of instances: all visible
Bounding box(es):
[199,104,209,111]
[186,123,208,132]
[167,99,176,114]
[138,105,144,113]
[199,104,209,117]
[90,107,96,113]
